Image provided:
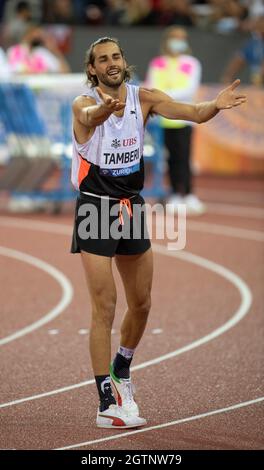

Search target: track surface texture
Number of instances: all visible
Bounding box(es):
[0,176,263,450]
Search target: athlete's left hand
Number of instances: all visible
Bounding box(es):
[215,79,247,110]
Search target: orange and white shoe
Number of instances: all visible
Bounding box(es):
[96,404,146,429]
[110,363,139,417]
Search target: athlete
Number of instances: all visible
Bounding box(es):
[71,37,246,429]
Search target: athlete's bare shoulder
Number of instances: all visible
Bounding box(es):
[139,86,155,102]
[139,86,173,104]
[139,86,173,121]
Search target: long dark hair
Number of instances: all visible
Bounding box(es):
[84,37,133,87]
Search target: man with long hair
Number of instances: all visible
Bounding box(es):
[71,37,246,429]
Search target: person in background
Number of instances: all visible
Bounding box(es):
[7,24,71,74]
[3,1,32,47]
[145,26,206,214]
[0,0,7,23]
[42,0,74,24]
[221,16,264,86]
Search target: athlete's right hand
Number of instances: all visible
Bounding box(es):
[96,87,126,112]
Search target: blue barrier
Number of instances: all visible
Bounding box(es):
[0,83,167,203]
[143,117,167,199]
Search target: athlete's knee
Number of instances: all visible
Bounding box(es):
[131,295,151,318]
[91,294,116,328]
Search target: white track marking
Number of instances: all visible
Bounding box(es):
[1,215,263,243]
[48,329,59,335]
[126,243,252,371]
[151,329,163,335]
[0,217,71,235]
[0,379,95,409]
[56,396,264,449]
[0,247,73,346]
[158,215,264,242]
[186,220,264,242]
[78,329,89,335]
[0,239,252,408]
[205,202,264,219]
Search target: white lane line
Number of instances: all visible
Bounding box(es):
[0,379,96,409]
[0,242,252,408]
[0,217,72,235]
[0,247,73,346]
[157,215,264,242]
[78,329,89,335]
[0,215,264,242]
[186,220,264,242]
[56,396,264,449]
[48,329,59,335]
[205,202,264,219]
[128,244,252,371]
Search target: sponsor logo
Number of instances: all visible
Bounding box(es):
[123,137,137,147]
[111,139,121,149]
[100,163,140,177]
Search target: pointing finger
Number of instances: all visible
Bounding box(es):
[230,79,241,90]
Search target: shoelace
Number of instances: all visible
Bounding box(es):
[119,198,133,226]
[122,380,135,404]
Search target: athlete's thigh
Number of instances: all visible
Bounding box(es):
[115,248,153,307]
[81,251,117,306]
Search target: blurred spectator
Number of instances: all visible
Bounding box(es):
[42,0,74,23]
[85,1,106,25]
[105,0,126,25]
[145,26,206,214]
[107,0,155,25]
[209,0,248,32]
[7,25,71,73]
[241,0,264,20]
[0,1,8,23]
[3,1,33,47]
[44,0,108,24]
[221,15,264,86]
[44,24,73,54]
[157,0,195,26]
[0,47,12,80]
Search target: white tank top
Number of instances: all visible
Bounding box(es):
[71,84,145,198]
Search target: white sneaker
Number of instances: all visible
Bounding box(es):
[110,364,139,417]
[96,404,147,429]
[166,194,184,214]
[183,194,206,215]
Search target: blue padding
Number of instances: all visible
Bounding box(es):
[0,83,46,136]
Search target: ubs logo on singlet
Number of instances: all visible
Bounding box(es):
[111,139,121,149]
[123,137,137,147]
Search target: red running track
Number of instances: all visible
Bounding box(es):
[0,177,263,450]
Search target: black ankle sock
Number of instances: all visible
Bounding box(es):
[113,352,133,379]
[95,375,116,412]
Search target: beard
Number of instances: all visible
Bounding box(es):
[96,68,126,88]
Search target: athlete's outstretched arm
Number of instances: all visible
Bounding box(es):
[141,79,246,124]
[72,87,125,128]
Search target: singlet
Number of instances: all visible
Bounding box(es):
[71,84,145,198]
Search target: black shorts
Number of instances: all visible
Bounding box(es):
[71,192,151,257]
